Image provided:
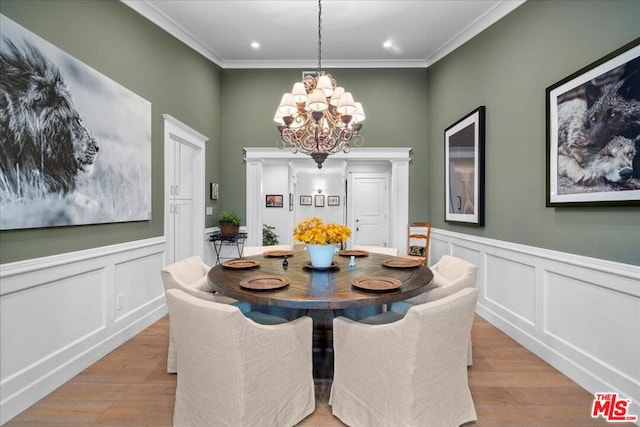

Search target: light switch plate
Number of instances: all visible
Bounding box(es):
[206,207,213,216]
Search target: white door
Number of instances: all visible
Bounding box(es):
[163,115,207,265]
[349,173,390,247]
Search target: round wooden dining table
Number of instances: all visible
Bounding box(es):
[208,249,434,380]
[207,250,434,310]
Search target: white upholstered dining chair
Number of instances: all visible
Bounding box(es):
[330,288,479,427]
[165,288,315,427]
[351,245,398,256]
[242,244,292,257]
[160,256,243,373]
[390,254,478,365]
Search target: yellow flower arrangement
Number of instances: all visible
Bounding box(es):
[293,217,352,245]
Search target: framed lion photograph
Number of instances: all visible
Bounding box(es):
[0,14,152,229]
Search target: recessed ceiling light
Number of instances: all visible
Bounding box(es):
[383,40,393,49]
[251,41,260,49]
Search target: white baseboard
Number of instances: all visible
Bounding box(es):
[431,229,640,423]
[0,237,167,425]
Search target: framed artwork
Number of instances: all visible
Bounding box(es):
[327,195,340,206]
[289,193,293,211]
[0,15,151,230]
[546,38,640,206]
[210,183,219,200]
[265,194,283,208]
[300,195,312,206]
[444,106,485,225]
[314,194,325,207]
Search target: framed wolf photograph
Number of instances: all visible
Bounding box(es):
[546,38,640,207]
[444,106,485,225]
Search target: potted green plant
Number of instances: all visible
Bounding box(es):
[263,224,279,246]
[218,211,241,237]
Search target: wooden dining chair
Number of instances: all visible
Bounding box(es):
[405,222,431,265]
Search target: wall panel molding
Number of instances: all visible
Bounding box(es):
[431,229,640,418]
[0,238,167,425]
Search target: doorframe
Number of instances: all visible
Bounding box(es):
[244,147,411,254]
[163,114,207,264]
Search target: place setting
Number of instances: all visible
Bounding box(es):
[239,275,290,291]
[351,276,402,292]
[381,258,422,268]
[262,250,294,257]
[221,259,261,269]
[338,249,369,257]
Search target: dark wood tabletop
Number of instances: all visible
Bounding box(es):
[208,251,434,310]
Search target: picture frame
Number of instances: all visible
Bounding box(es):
[444,106,485,225]
[327,195,340,206]
[546,38,640,207]
[300,195,312,206]
[265,194,283,208]
[289,193,293,211]
[314,194,325,207]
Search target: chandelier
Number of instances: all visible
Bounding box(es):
[274,0,365,169]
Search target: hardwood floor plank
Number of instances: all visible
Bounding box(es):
[5,314,635,426]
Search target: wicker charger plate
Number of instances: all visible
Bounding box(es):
[263,250,294,257]
[222,259,260,269]
[239,275,290,290]
[338,250,369,257]
[352,276,402,292]
[381,258,422,268]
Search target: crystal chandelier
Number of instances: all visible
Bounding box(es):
[274,0,365,169]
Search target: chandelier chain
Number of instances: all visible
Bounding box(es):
[317,0,322,73]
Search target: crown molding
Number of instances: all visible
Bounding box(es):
[121,0,526,69]
[120,0,225,66]
[426,0,526,66]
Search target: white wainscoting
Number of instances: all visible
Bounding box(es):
[0,238,167,425]
[431,229,640,420]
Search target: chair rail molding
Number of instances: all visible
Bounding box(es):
[0,238,167,424]
[244,147,412,251]
[430,228,640,418]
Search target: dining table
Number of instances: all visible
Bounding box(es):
[207,248,435,380]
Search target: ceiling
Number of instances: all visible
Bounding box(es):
[121,0,525,69]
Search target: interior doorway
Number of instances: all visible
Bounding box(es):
[244,148,411,254]
[163,114,207,265]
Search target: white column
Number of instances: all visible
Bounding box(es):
[390,159,410,255]
[245,159,263,246]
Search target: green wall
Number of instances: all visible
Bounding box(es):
[220,68,429,224]
[0,0,222,264]
[426,0,640,265]
[1,0,638,266]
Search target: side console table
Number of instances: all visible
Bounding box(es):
[208,232,248,265]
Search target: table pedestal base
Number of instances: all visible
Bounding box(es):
[307,309,334,382]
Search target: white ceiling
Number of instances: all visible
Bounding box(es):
[121,0,525,69]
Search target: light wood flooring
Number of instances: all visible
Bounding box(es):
[6,314,634,426]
